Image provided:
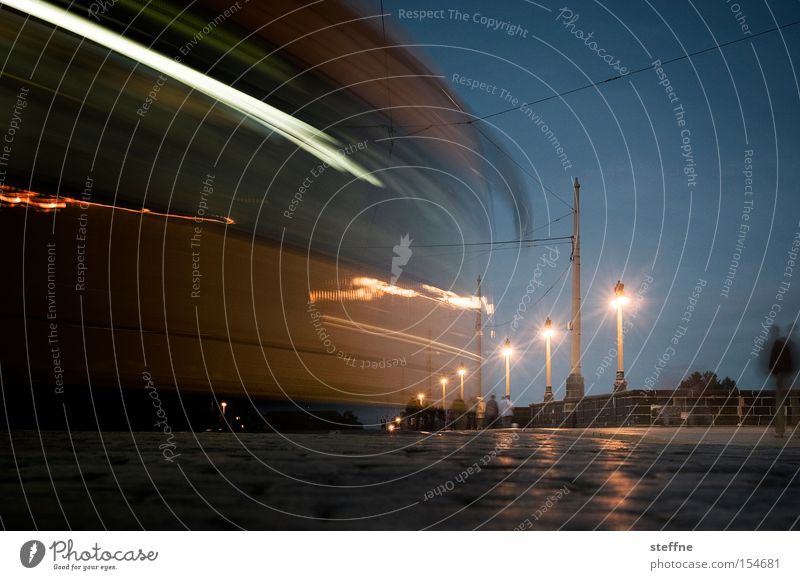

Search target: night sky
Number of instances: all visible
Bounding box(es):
[371,0,800,403]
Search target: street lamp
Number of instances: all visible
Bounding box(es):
[502,338,512,398]
[440,377,448,409]
[418,393,425,406]
[542,318,554,402]
[612,280,628,391]
[457,365,466,399]
[220,401,228,416]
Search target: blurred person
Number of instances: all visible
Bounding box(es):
[484,394,499,428]
[451,397,467,430]
[466,396,478,430]
[499,394,514,428]
[768,326,798,437]
[475,396,486,429]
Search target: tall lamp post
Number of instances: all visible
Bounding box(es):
[502,338,512,398]
[613,280,628,392]
[457,365,466,399]
[440,377,448,430]
[543,319,554,402]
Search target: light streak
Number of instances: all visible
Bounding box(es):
[0,185,235,224]
[3,0,381,187]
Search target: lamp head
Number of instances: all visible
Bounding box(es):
[542,317,554,338]
[612,280,628,308]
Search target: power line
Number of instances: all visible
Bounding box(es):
[413,238,573,259]
[527,210,573,235]
[345,234,573,250]
[472,123,573,210]
[418,18,800,129]
[485,262,571,329]
[388,18,800,222]
[348,18,800,220]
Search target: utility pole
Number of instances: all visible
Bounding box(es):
[476,276,483,398]
[566,177,585,401]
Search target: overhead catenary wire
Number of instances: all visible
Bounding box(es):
[485,262,571,329]
[345,234,573,250]
[349,19,800,217]
[472,123,573,210]
[469,17,800,125]
[413,238,573,259]
[382,18,800,132]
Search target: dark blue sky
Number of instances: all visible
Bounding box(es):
[370,0,800,403]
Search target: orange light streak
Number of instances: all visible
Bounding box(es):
[0,185,234,225]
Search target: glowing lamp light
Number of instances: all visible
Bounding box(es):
[542,317,555,339]
[395,416,401,424]
[440,377,448,386]
[457,366,466,377]
[612,280,628,308]
[502,337,512,399]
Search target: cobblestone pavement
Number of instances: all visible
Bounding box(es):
[1,428,798,530]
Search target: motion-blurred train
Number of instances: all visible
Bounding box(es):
[0,0,527,429]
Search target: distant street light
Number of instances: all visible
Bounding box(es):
[612,280,628,392]
[418,393,425,406]
[502,338,512,398]
[220,401,228,417]
[457,365,466,399]
[440,377,448,409]
[543,318,554,402]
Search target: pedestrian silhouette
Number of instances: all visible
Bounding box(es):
[475,396,486,430]
[499,394,514,428]
[451,397,467,430]
[484,394,499,428]
[768,326,797,437]
[467,396,478,430]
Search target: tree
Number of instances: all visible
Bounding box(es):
[678,371,737,395]
[340,410,362,427]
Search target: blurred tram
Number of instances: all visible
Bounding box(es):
[0,0,527,428]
